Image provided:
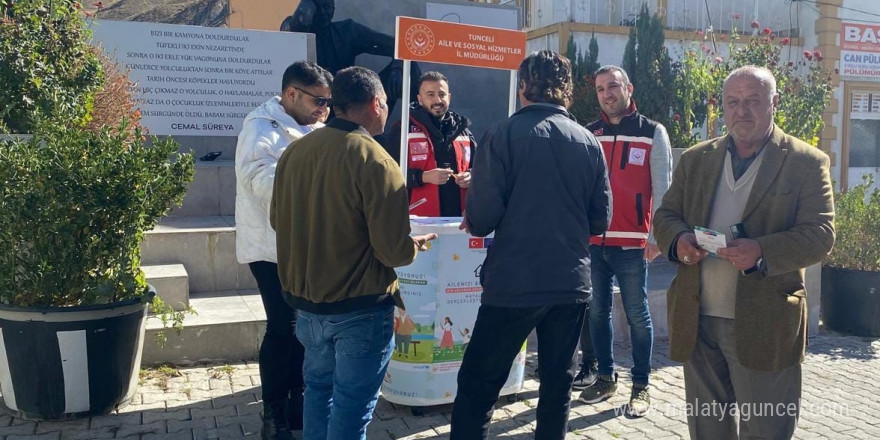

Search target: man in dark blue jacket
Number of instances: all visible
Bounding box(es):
[451,50,612,440]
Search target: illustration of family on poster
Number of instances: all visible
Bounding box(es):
[382,220,523,406]
[392,305,477,364]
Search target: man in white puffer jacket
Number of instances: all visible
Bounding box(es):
[235,60,332,440]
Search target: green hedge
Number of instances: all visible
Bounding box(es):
[0,0,102,133]
[0,126,194,307]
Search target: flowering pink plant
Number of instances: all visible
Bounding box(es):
[667,25,834,148]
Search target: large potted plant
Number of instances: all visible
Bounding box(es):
[0,0,195,420]
[821,175,880,336]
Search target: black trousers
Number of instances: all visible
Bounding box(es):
[249,262,305,414]
[451,302,586,440]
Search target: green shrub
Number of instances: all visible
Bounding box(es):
[826,174,880,272]
[0,124,195,307]
[621,4,675,128]
[0,0,102,133]
[567,33,601,125]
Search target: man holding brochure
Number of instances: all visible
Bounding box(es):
[652,66,835,439]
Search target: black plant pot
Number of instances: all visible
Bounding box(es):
[821,266,880,337]
[0,289,153,421]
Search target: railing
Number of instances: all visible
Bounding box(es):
[666,0,799,36]
[524,0,660,30]
[524,0,800,37]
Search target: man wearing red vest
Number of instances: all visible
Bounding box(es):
[385,71,476,217]
[577,65,672,417]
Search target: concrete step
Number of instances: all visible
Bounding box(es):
[169,160,235,217]
[143,289,266,366]
[140,216,257,293]
[143,264,190,311]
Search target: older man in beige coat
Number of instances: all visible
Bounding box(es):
[653,66,834,439]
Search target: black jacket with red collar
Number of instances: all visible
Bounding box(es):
[385,103,476,216]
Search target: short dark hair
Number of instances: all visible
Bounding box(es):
[418,71,448,90]
[281,60,332,93]
[594,65,630,85]
[518,50,573,107]
[331,66,384,113]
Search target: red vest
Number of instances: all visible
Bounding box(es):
[406,118,472,217]
[586,108,658,248]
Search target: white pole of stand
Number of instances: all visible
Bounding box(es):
[399,60,412,182]
[508,70,517,116]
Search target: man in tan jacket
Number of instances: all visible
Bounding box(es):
[653,66,834,439]
[270,66,435,440]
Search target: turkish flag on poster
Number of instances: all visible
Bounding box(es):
[468,238,484,249]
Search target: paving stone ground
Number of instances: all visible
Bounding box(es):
[1,328,876,439]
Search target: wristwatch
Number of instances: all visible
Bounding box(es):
[744,256,766,275]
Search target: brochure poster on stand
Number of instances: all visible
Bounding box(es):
[382,218,525,406]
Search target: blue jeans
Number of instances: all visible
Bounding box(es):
[589,245,653,385]
[295,305,394,440]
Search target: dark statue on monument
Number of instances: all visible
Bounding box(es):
[281,0,420,117]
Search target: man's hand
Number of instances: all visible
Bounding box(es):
[422,168,454,185]
[644,242,661,262]
[413,233,438,251]
[458,210,471,234]
[454,171,471,188]
[675,232,709,265]
[717,238,763,271]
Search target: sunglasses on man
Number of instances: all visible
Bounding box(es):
[294,86,331,107]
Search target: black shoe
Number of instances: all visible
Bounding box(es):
[572,365,599,389]
[628,384,651,417]
[578,373,618,404]
[262,400,293,440]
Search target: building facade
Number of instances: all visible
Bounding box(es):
[525,0,880,190]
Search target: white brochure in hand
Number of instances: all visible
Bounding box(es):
[694,226,727,256]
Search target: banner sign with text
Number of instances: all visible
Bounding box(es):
[394,16,526,71]
[91,20,313,136]
[841,22,880,81]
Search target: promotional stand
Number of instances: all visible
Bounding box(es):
[383,17,527,412]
